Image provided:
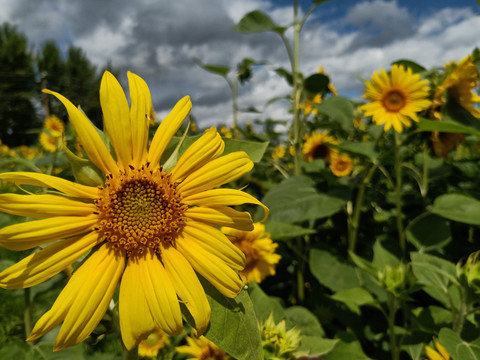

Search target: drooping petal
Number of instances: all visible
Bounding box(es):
[185,206,253,231]
[171,127,224,183]
[177,151,253,198]
[0,214,97,250]
[148,96,192,167]
[138,250,183,336]
[161,245,211,334]
[0,194,96,218]
[54,244,125,351]
[119,256,156,350]
[100,71,132,169]
[176,233,244,298]
[0,232,102,289]
[43,89,118,175]
[0,172,97,199]
[128,72,151,168]
[183,188,269,221]
[182,221,245,271]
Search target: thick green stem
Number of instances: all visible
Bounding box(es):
[422,144,429,198]
[394,133,405,256]
[232,76,239,135]
[387,293,400,360]
[453,288,467,334]
[24,288,32,339]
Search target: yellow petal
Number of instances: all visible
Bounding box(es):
[0,194,96,218]
[119,256,156,350]
[183,188,269,221]
[27,243,106,342]
[0,172,97,199]
[176,233,243,298]
[162,246,211,334]
[43,89,118,175]
[183,221,245,271]
[0,215,97,251]
[100,71,132,169]
[433,337,450,360]
[128,72,152,168]
[185,206,253,231]
[171,127,224,182]
[54,245,125,351]
[138,250,183,336]
[0,232,101,289]
[425,346,445,360]
[148,96,192,167]
[178,151,253,198]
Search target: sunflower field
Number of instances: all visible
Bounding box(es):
[1,2,480,360]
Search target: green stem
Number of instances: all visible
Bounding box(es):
[232,76,239,135]
[291,0,302,177]
[394,132,405,256]
[422,143,429,198]
[453,288,467,334]
[24,287,32,339]
[387,293,399,360]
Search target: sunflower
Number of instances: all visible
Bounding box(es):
[138,328,169,358]
[329,153,353,177]
[44,115,65,137]
[222,222,281,284]
[303,93,322,116]
[176,335,230,360]
[272,145,286,160]
[39,115,65,153]
[424,337,450,360]
[0,71,268,351]
[302,130,338,162]
[360,64,431,133]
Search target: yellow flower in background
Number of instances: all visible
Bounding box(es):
[360,64,431,133]
[222,223,281,284]
[317,65,338,96]
[272,145,286,160]
[219,126,233,138]
[44,115,65,137]
[330,153,353,177]
[432,55,480,119]
[138,328,169,358]
[302,130,338,162]
[289,145,295,156]
[176,335,231,360]
[424,337,450,360]
[0,71,268,351]
[304,93,322,116]
[19,145,35,160]
[39,115,65,153]
[430,132,465,159]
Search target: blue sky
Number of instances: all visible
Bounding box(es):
[1,0,479,128]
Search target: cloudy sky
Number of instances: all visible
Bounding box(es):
[2,0,479,128]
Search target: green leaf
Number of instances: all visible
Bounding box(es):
[285,306,325,337]
[417,117,480,136]
[372,240,399,270]
[330,288,376,314]
[64,146,104,186]
[439,327,480,360]
[298,336,339,357]
[330,141,378,161]
[431,193,480,225]
[406,213,452,251]
[349,251,379,279]
[310,248,361,291]
[391,59,426,73]
[304,73,330,94]
[163,122,190,172]
[274,67,293,86]
[323,333,372,360]
[248,282,286,323]
[442,94,480,131]
[410,252,459,292]
[262,176,347,223]
[314,96,355,131]
[265,221,316,241]
[194,58,230,77]
[222,138,269,163]
[234,10,286,34]
[202,278,263,360]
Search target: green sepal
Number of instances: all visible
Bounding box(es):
[63,146,104,187]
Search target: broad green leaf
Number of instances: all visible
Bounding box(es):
[417,117,480,136]
[64,146,104,186]
[314,96,355,131]
[406,213,452,251]
[330,288,376,314]
[298,336,339,357]
[402,342,424,360]
[391,59,426,73]
[202,278,263,360]
[304,73,329,94]
[410,252,459,292]
[265,221,316,241]
[194,58,230,77]
[323,333,372,360]
[262,176,347,223]
[310,248,361,291]
[234,10,286,34]
[349,251,379,279]
[439,327,480,360]
[285,306,325,337]
[248,282,286,323]
[372,240,399,270]
[223,138,269,163]
[431,193,480,225]
[274,67,293,86]
[330,141,378,161]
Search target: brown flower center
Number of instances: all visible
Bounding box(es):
[312,144,330,160]
[94,166,187,256]
[383,90,406,112]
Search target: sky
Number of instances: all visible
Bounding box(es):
[1,0,479,128]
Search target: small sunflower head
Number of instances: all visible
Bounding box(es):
[329,153,353,177]
[302,131,338,162]
[259,313,304,360]
[138,329,169,358]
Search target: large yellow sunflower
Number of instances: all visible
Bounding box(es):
[302,130,338,162]
[360,64,432,133]
[0,71,268,351]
